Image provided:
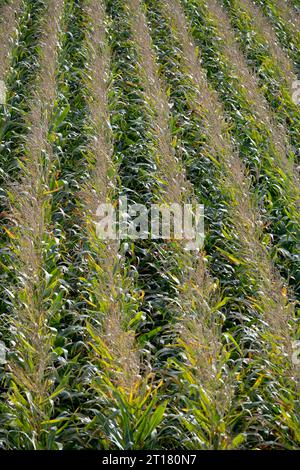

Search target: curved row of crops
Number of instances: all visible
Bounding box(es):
[254,0,300,69]
[0,0,299,450]
[222,0,300,161]
[143,0,299,448]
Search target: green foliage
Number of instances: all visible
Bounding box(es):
[144,0,299,449]
[0,0,299,450]
[223,0,300,159]
[182,0,300,303]
[254,0,300,70]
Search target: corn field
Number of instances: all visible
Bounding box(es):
[0,0,299,451]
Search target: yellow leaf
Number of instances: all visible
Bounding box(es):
[252,374,265,389]
[281,286,287,297]
[3,226,16,239]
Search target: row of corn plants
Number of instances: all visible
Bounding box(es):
[181,0,300,305]
[92,0,196,449]
[40,0,96,448]
[156,0,253,448]
[0,0,47,179]
[0,0,47,315]
[222,0,300,161]
[66,0,169,450]
[104,0,188,364]
[1,0,130,449]
[143,0,299,449]
[0,0,67,450]
[254,0,300,70]
[0,0,22,79]
[44,0,185,449]
[232,0,297,88]
[0,0,48,384]
[80,0,237,450]
[127,0,240,449]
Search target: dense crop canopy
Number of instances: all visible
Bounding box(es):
[0,0,299,450]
